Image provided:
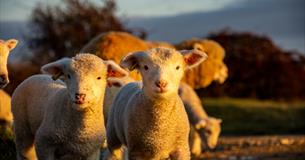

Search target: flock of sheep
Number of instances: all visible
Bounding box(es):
[0,32,227,160]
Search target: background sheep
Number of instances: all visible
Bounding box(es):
[106,47,207,159]
[81,32,148,81]
[0,39,18,88]
[11,54,128,160]
[179,82,222,156]
[175,38,228,88]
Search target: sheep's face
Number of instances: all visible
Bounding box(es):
[0,39,18,88]
[41,54,128,109]
[195,118,222,150]
[121,47,207,98]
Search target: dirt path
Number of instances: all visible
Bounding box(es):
[197,135,305,160]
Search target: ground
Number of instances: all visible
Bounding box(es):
[198,135,305,160]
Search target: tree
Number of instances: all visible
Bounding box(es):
[26,0,146,65]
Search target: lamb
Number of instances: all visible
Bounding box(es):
[0,39,17,127]
[11,54,128,160]
[179,82,222,156]
[105,47,208,159]
[0,39,18,88]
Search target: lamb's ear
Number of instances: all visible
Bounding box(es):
[104,60,128,78]
[5,39,18,51]
[180,49,208,70]
[120,51,147,71]
[41,58,71,80]
[195,119,207,130]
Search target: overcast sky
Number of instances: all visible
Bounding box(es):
[0,0,238,21]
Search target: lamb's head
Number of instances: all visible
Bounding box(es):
[121,47,207,98]
[0,39,18,88]
[195,117,222,150]
[41,54,128,109]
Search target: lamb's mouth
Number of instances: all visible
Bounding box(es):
[74,100,85,105]
[155,88,168,94]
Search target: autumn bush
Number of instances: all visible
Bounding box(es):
[199,31,305,100]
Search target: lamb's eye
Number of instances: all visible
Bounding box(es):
[97,77,101,80]
[67,74,71,79]
[144,65,149,70]
[176,65,180,70]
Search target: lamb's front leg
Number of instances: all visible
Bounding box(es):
[35,135,56,160]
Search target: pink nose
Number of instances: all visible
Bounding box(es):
[75,93,86,104]
[155,80,168,89]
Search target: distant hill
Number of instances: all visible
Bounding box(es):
[128,0,304,53]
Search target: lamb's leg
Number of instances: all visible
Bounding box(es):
[104,123,123,160]
[13,119,37,160]
[189,128,202,157]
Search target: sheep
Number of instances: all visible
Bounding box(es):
[175,38,228,88]
[0,39,18,88]
[105,47,208,159]
[179,82,222,156]
[0,89,12,127]
[11,54,128,160]
[0,39,17,128]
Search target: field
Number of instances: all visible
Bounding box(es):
[1,98,305,159]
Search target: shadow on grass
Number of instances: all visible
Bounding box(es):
[203,98,305,135]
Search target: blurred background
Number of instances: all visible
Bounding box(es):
[1,0,305,159]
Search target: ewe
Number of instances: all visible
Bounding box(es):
[105,47,207,159]
[179,82,222,156]
[11,54,128,160]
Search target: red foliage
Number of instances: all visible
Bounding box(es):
[199,31,305,100]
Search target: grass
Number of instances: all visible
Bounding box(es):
[203,97,305,135]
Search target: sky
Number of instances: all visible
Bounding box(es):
[0,0,238,21]
[0,0,304,56]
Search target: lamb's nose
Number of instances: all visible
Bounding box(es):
[75,93,86,104]
[155,80,168,89]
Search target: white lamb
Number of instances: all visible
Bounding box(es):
[0,39,18,88]
[11,54,128,160]
[105,47,207,159]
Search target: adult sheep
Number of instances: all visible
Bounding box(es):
[175,38,228,88]
[11,54,128,160]
[105,47,207,159]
